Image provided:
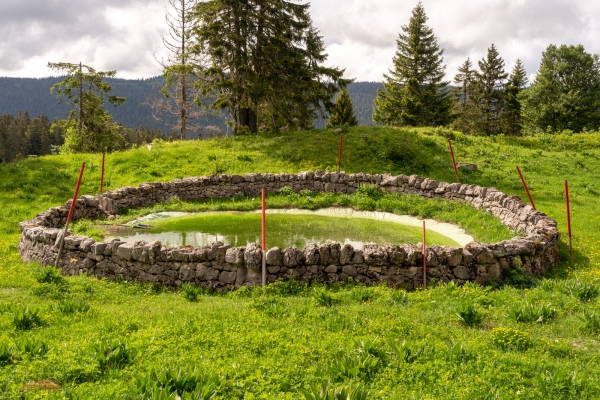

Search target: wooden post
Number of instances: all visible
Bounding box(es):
[100,153,105,194]
[338,134,343,174]
[565,180,573,263]
[422,221,427,289]
[55,162,86,268]
[516,166,536,210]
[261,188,267,288]
[448,139,460,184]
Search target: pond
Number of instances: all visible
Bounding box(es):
[104,208,473,249]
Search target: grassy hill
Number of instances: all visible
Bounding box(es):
[2,126,600,398]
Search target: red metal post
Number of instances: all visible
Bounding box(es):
[422,221,427,289]
[448,139,460,184]
[100,153,105,194]
[55,162,86,267]
[338,134,343,174]
[516,166,536,210]
[261,188,267,287]
[565,180,573,263]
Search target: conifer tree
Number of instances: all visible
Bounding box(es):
[470,44,508,135]
[504,59,528,135]
[453,58,476,133]
[373,2,453,127]
[325,88,359,128]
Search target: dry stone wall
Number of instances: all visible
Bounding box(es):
[18,171,561,290]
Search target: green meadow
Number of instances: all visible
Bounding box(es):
[2,126,600,398]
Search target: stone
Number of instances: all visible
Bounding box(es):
[318,244,330,266]
[179,265,195,281]
[219,271,237,284]
[363,244,387,266]
[283,247,303,267]
[245,243,263,268]
[266,246,283,266]
[350,250,364,264]
[342,265,357,276]
[453,265,471,280]
[225,247,245,267]
[324,265,338,273]
[387,245,406,265]
[116,242,136,261]
[303,243,320,265]
[339,244,354,265]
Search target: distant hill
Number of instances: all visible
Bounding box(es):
[0,77,382,134]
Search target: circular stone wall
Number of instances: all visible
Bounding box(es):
[18,171,561,290]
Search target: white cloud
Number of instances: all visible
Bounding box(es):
[1,0,600,82]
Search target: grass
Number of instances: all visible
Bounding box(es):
[1,126,600,397]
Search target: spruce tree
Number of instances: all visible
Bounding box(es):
[325,88,359,128]
[504,59,528,135]
[470,44,508,135]
[453,58,476,133]
[373,2,453,127]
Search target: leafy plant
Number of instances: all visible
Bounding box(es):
[35,266,64,284]
[388,340,424,363]
[0,343,16,366]
[329,351,380,381]
[250,296,287,317]
[58,299,91,315]
[490,327,531,350]
[135,365,219,399]
[15,336,49,357]
[578,309,600,333]
[92,340,133,372]
[455,301,485,327]
[389,290,408,305]
[350,286,379,303]
[278,186,295,197]
[356,183,383,199]
[12,306,44,330]
[180,283,201,302]
[509,301,556,324]
[503,267,538,289]
[313,288,339,307]
[444,341,476,365]
[300,380,369,400]
[264,278,307,297]
[565,280,600,302]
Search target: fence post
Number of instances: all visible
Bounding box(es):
[261,188,267,288]
[448,139,460,184]
[516,166,536,210]
[55,162,86,268]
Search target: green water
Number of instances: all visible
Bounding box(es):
[106,212,460,249]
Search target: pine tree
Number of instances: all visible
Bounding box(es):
[504,60,528,135]
[452,58,476,133]
[325,88,359,128]
[195,0,349,134]
[470,44,508,135]
[373,2,453,127]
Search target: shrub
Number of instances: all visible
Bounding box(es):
[455,302,485,327]
[565,280,600,302]
[180,283,201,302]
[58,299,91,315]
[578,309,600,333]
[35,266,64,284]
[490,327,531,350]
[13,306,44,330]
[509,302,556,324]
[92,340,133,372]
[300,381,369,400]
[135,365,220,399]
[313,288,339,307]
[15,336,49,357]
[278,186,295,197]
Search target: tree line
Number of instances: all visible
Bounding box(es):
[372,2,600,136]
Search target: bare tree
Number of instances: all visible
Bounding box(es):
[149,0,207,140]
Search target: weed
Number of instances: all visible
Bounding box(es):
[12,306,44,330]
[313,288,339,307]
[444,341,476,365]
[250,296,287,317]
[565,280,600,302]
[180,283,201,302]
[32,282,70,300]
[578,309,600,333]
[0,343,16,366]
[82,282,94,294]
[329,351,380,381]
[504,267,538,289]
[278,186,295,197]
[355,337,387,361]
[92,340,133,372]
[300,380,369,400]
[135,365,220,399]
[455,301,485,327]
[356,183,383,199]
[264,278,307,297]
[509,302,556,324]
[389,290,408,305]
[15,336,49,357]
[350,286,379,303]
[35,266,64,284]
[490,327,531,351]
[58,299,91,315]
[388,340,424,363]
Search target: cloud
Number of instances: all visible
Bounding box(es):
[1,0,600,81]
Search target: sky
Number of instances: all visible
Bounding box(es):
[1,0,599,82]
